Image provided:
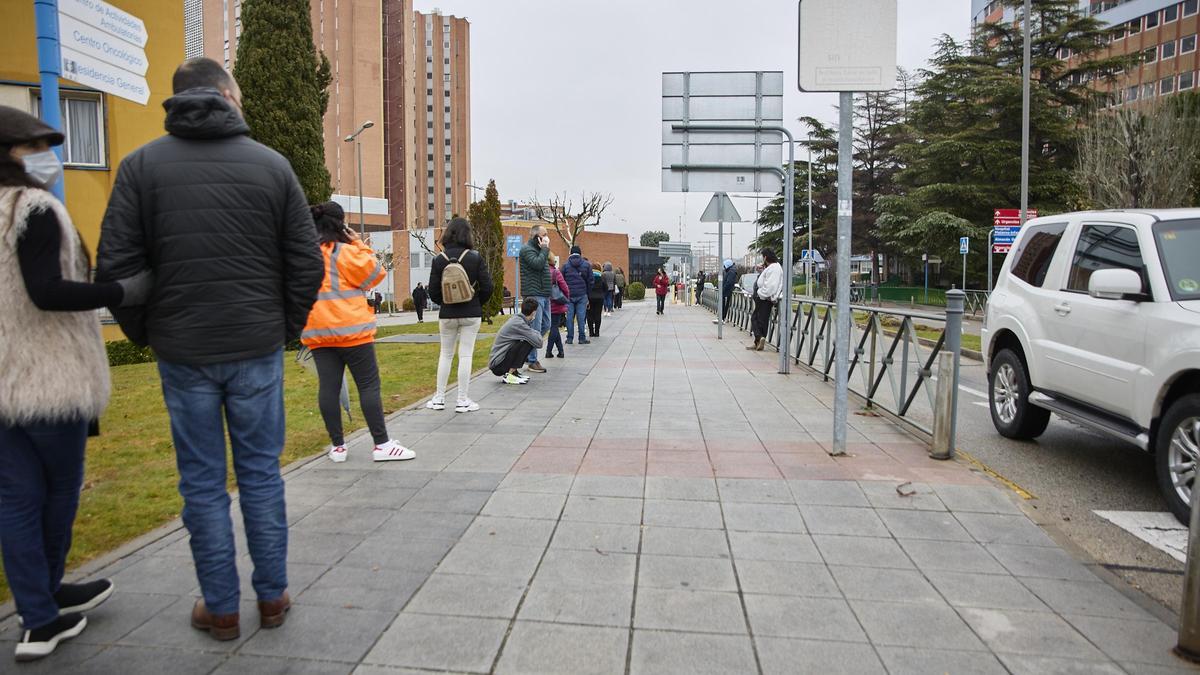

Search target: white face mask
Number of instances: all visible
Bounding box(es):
[21,149,63,189]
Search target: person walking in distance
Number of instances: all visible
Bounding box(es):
[560,245,592,344]
[427,218,493,413]
[373,290,383,314]
[748,249,784,351]
[587,267,607,337]
[302,202,413,464]
[602,262,616,316]
[546,254,569,359]
[614,266,626,310]
[96,58,324,641]
[719,259,737,323]
[489,298,543,384]
[0,106,152,661]
[695,274,706,308]
[519,224,552,373]
[412,282,427,323]
[653,267,670,315]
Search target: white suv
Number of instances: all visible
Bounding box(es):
[982,210,1200,522]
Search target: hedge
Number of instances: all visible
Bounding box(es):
[106,340,156,367]
[626,282,646,300]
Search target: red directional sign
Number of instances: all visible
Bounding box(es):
[993,208,1037,227]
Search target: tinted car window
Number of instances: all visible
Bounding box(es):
[1154,219,1200,301]
[1010,222,1067,288]
[1066,224,1147,294]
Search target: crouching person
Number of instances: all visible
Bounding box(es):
[489,298,544,385]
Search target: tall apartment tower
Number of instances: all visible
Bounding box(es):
[414,10,472,231]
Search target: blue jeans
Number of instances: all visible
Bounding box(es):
[565,297,588,341]
[604,291,614,311]
[527,296,550,363]
[158,349,288,615]
[0,420,87,630]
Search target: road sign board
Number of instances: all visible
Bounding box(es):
[58,0,150,105]
[993,244,1012,254]
[61,46,150,105]
[505,235,523,258]
[960,237,969,255]
[799,249,825,264]
[700,193,742,223]
[58,13,148,76]
[658,242,693,258]
[59,0,148,48]
[661,71,784,193]
[798,0,898,92]
[993,208,1037,226]
[993,225,1021,245]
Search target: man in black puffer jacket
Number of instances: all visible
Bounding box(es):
[96,58,322,640]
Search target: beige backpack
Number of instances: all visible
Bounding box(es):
[439,251,475,304]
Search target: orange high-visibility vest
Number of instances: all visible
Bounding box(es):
[301,240,385,349]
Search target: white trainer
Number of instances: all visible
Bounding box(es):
[328,446,348,463]
[425,398,445,411]
[372,441,415,462]
[455,399,480,413]
[502,373,527,385]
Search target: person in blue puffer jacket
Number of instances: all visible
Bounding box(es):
[560,245,593,344]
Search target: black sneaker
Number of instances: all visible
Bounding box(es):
[55,579,114,614]
[14,613,86,661]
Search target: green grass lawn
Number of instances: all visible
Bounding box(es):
[375,319,502,339]
[0,337,493,603]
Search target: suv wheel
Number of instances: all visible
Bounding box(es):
[1156,394,1200,523]
[989,348,1050,439]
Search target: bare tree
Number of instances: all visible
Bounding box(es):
[1077,104,1200,209]
[532,192,614,248]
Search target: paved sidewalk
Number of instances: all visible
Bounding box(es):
[2,301,1195,674]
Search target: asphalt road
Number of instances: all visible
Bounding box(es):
[952,352,1187,615]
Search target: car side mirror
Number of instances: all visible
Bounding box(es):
[1088,268,1143,301]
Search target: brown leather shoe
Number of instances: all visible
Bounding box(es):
[755,338,765,351]
[258,592,290,629]
[191,599,240,641]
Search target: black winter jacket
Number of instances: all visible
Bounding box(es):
[96,88,323,365]
[428,246,494,320]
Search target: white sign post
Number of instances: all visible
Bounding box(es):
[960,236,969,290]
[701,193,742,340]
[799,0,897,457]
[58,0,150,105]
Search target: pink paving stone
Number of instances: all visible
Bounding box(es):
[713,463,784,479]
[778,463,855,480]
[909,465,989,485]
[771,453,840,468]
[763,441,827,454]
[646,461,715,478]
[578,460,646,477]
[588,437,649,451]
[530,435,589,447]
[646,450,709,463]
[512,457,581,474]
[703,439,766,453]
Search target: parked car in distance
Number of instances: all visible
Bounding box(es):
[981,209,1200,522]
[735,273,760,297]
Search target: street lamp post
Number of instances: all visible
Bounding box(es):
[344,121,374,239]
[1021,0,1032,226]
[807,136,813,298]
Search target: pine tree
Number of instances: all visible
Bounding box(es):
[469,180,505,321]
[640,231,671,248]
[233,0,332,203]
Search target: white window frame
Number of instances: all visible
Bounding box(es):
[31,90,106,168]
[1181,71,1196,90]
[1164,4,1179,22]
[1162,40,1177,59]
[1161,76,1176,95]
[1186,0,1198,17]
[1183,34,1197,54]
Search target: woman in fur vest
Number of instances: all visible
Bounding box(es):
[0,106,151,661]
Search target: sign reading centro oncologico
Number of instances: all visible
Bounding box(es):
[58,0,150,105]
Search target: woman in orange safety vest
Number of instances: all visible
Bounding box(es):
[301,202,413,463]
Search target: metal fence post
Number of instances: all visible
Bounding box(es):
[931,289,964,459]
[1177,492,1200,662]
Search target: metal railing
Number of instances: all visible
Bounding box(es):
[702,288,965,440]
[964,289,989,318]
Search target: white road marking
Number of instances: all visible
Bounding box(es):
[959,384,989,399]
[1094,510,1187,563]
[973,401,990,408]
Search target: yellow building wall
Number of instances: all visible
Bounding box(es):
[0,0,184,254]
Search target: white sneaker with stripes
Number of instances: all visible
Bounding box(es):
[372,440,415,462]
[328,446,348,463]
[455,399,480,413]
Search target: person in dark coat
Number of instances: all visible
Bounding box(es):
[560,245,592,344]
[412,282,427,322]
[721,259,737,322]
[587,268,607,337]
[695,275,706,307]
[95,58,324,641]
[427,218,494,412]
[652,267,670,315]
[518,225,552,373]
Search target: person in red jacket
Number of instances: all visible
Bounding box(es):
[653,267,670,316]
[546,254,569,359]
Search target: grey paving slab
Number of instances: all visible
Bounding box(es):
[926,569,1050,611]
[735,559,842,597]
[549,520,641,554]
[899,538,1009,575]
[339,535,455,574]
[998,654,1126,675]
[876,507,974,542]
[239,605,396,663]
[876,646,1009,675]
[958,608,1106,659]
[65,591,177,646]
[561,494,643,525]
[716,478,794,503]
[119,597,259,653]
[1065,614,1187,667]
[376,509,475,541]
[460,515,558,548]
[494,621,628,675]
[638,554,738,592]
[642,499,724,529]
[957,512,1059,547]
[985,544,1101,581]
[497,472,574,494]
[789,480,870,507]
[401,487,492,515]
[933,484,1024,514]
[426,471,507,492]
[729,531,822,563]
[0,643,104,674]
[435,542,544,581]
[107,555,200,596]
[518,580,634,627]
[644,476,718,501]
[403,572,529,619]
[571,475,645,499]
[64,645,226,675]
[744,594,867,641]
[481,490,567,520]
[859,481,947,511]
[296,565,425,612]
[851,600,986,651]
[293,506,393,535]
[757,637,886,675]
[723,502,806,533]
[212,655,356,674]
[830,566,943,604]
[363,613,509,673]
[633,587,748,634]
[1019,577,1155,620]
[812,534,916,569]
[630,630,758,675]
[800,505,889,537]
[535,548,637,586]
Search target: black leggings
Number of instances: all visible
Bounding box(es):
[656,294,666,314]
[491,341,534,376]
[546,314,565,356]
[587,299,603,335]
[312,344,388,446]
[751,298,775,340]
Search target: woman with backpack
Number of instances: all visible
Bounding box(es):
[587,267,606,337]
[302,202,413,463]
[427,218,493,413]
[546,254,569,359]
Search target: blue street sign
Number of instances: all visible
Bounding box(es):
[505,235,523,258]
[993,225,1021,245]
[959,237,969,255]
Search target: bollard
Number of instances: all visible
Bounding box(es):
[931,289,965,460]
[1177,490,1200,662]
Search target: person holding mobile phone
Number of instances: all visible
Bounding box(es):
[518,225,553,374]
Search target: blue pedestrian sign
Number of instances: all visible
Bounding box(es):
[505,235,523,258]
[959,237,969,255]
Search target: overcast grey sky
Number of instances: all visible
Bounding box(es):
[415,0,970,257]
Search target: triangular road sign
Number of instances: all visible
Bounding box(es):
[700,192,742,223]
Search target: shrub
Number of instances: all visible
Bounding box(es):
[626,281,646,300]
[402,297,415,311]
[106,340,156,367]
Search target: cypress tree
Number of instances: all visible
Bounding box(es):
[469,180,505,321]
[233,0,332,203]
